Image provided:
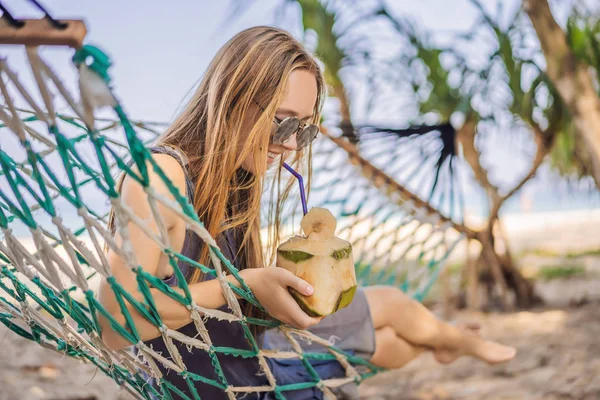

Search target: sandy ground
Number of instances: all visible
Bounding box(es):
[1,210,599,400]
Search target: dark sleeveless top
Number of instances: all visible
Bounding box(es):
[142,146,268,399]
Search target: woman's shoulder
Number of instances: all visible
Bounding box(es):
[151,152,186,179]
[148,145,189,168]
[119,147,190,215]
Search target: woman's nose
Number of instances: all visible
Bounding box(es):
[282,132,298,151]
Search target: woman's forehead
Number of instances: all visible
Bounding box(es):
[277,69,318,120]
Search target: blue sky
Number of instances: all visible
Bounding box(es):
[3,0,531,122]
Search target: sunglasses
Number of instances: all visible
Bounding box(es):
[270,115,320,150]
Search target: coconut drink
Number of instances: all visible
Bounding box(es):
[277,207,357,317]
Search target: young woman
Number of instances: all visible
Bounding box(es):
[99,26,516,399]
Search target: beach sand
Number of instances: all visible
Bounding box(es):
[1,209,599,399]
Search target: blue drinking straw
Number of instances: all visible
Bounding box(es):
[283,162,308,215]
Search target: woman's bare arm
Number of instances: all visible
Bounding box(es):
[98,154,319,350]
[98,155,242,349]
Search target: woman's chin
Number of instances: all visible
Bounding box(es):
[267,155,282,168]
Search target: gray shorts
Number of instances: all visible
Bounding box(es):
[262,288,376,399]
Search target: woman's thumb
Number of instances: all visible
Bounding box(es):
[281,269,314,296]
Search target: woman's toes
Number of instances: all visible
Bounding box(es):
[474,341,517,365]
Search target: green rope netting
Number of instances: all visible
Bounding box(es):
[0,44,463,399]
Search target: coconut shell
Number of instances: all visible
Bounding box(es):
[277,210,357,317]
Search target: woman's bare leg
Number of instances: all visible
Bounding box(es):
[364,286,516,365]
[370,326,426,369]
[370,323,484,369]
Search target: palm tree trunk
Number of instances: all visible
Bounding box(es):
[332,83,358,143]
[457,116,544,309]
[525,0,600,188]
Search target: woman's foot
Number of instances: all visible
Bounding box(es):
[433,322,516,365]
[469,339,517,365]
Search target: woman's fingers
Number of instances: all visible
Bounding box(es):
[279,268,314,296]
[251,268,321,330]
[276,291,315,329]
[271,269,321,329]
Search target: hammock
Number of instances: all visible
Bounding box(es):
[0,11,468,400]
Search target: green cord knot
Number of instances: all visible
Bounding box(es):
[57,339,67,351]
[72,45,112,84]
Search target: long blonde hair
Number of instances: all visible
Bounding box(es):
[157,27,325,291]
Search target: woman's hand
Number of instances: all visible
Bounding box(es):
[241,267,322,330]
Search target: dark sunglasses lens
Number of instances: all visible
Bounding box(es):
[297,125,319,148]
[272,117,300,144]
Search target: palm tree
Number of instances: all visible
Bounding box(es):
[227,0,598,309]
